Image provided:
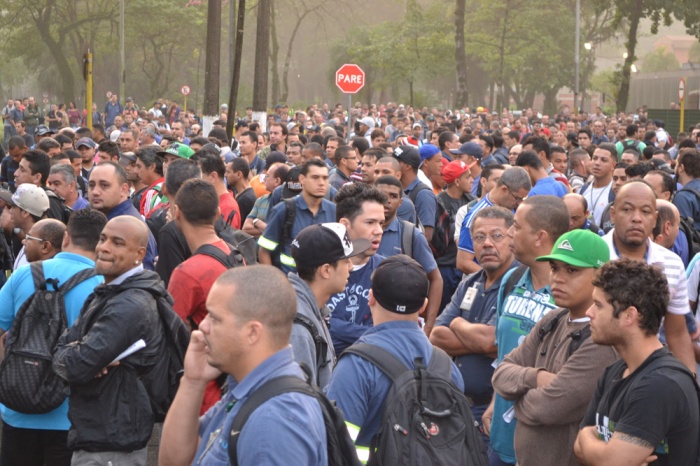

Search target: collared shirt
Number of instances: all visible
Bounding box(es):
[457,194,494,254]
[109,264,144,286]
[377,217,437,273]
[529,176,567,198]
[195,347,326,465]
[436,264,516,396]
[604,232,689,316]
[258,195,337,273]
[0,252,103,430]
[248,193,272,222]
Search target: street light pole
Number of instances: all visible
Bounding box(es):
[119,0,125,105]
[574,0,580,115]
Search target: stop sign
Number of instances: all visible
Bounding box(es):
[336,64,365,94]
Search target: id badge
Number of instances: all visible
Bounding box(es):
[460,286,479,311]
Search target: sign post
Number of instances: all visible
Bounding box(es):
[181,85,191,112]
[335,64,365,140]
[679,78,686,135]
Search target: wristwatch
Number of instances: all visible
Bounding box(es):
[253,218,259,227]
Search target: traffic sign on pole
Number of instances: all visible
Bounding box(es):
[335,64,365,94]
[679,78,686,133]
[181,85,191,96]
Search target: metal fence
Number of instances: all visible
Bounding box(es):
[628,69,700,112]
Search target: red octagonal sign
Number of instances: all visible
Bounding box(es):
[336,64,365,94]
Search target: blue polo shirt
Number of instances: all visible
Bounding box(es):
[435,262,517,397]
[196,347,326,465]
[396,195,417,224]
[377,217,437,273]
[328,255,384,355]
[326,321,464,447]
[674,179,700,231]
[0,253,103,430]
[528,176,567,198]
[457,194,494,254]
[259,194,337,273]
[490,266,558,464]
[404,178,437,229]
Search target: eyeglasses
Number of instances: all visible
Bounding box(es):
[472,233,507,245]
[24,234,45,243]
[508,190,526,202]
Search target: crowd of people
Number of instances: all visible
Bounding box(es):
[0,93,700,465]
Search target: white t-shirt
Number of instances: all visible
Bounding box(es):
[584,182,612,226]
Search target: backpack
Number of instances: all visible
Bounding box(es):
[342,343,489,466]
[194,242,247,269]
[400,220,414,258]
[214,217,258,266]
[130,286,190,422]
[0,262,96,414]
[537,309,591,357]
[293,314,331,386]
[228,366,362,466]
[407,182,431,233]
[430,195,451,258]
[680,216,700,259]
[621,139,641,154]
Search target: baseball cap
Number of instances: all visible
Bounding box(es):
[360,117,376,129]
[120,151,137,163]
[157,142,195,160]
[110,130,121,142]
[371,255,429,314]
[393,145,420,169]
[281,166,303,199]
[412,123,422,129]
[536,229,610,268]
[291,223,371,268]
[76,137,97,149]
[34,125,54,137]
[449,141,483,159]
[419,144,440,162]
[441,160,474,184]
[0,184,50,218]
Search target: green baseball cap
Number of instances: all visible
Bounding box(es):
[536,229,610,268]
[158,142,194,160]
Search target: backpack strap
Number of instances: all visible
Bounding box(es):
[679,188,700,204]
[225,209,237,227]
[194,243,241,268]
[400,220,414,257]
[501,264,529,300]
[408,182,431,205]
[342,343,409,383]
[57,268,97,294]
[29,261,47,291]
[228,376,315,466]
[281,198,297,249]
[425,346,454,381]
[293,313,330,384]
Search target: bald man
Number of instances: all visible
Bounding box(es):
[563,193,603,235]
[604,181,696,372]
[23,218,66,263]
[54,215,187,465]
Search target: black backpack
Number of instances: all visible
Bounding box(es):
[0,262,96,414]
[537,309,591,357]
[129,286,190,422]
[342,343,488,466]
[194,242,247,269]
[214,217,258,266]
[228,366,362,466]
[430,194,451,258]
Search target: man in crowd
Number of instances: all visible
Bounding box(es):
[431,206,517,448]
[53,216,167,465]
[394,145,437,241]
[575,259,699,465]
[673,148,700,231]
[47,164,89,210]
[0,209,106,466]
[159,266,328,465]
[580,143,617,227]
[0,183,50,270]
[492,230,618,466]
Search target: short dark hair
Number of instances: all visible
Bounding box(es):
[515,150,543,169]
[521,195,569,243]
[625,162,652,179]
[37,138,60,153]
[92,123,106,137]
[208,127,229,145]
[135,146,163,176]
[350,137,370,156]
[8,136,25,150]
[521,135,551,160]
[577,127,592,139]
[375,175,403,191]
[678,149,700,178]
[478,134,494,151]
[54,134,73,147]
[646,170,675,196]
[97,141,120,160]
[626,124,638,137]
[363,148,386,162]
[335,182,387,222]
[67,208,108,251]
[597,143,618,160]
[192,150,226,179]
[297,259,342,283]
[176,178,219,226]
[437,131,457,151]
[23,150,51,185]
[334,145,354,165]
[240,131,258,146]
[592,259,669,336]
[231,157,250,179]
[97,161,129,185]
[165,159,201,197]
[300,158,327,176]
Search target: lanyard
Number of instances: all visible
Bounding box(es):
[612,240,649,262]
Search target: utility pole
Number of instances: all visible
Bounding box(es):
[203,0,222,136]
[119,0,125,105]
[252,0,270,130]
[226,0,246,142]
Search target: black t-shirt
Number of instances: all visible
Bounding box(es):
[235,187,256,222]
[581,347,699,465]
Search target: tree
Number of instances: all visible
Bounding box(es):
[611,0,700,112]
[226,0,247,141]
[641,47,681,72]
[252,0,271,112]
[454,0,468,108]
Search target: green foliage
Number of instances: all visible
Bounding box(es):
[641,47,681,72]
[690,41,700,63]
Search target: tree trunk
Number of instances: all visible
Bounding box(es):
[617,0,642,113]
[270,1,280,105]
[203,0,222,116]
[253,0,271,112]
[454,0,468,108]
[496,0,511,112]
[542,86,559,115]
[281,9,312,103]
[226,0,246,141]
[33,12,76,102]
